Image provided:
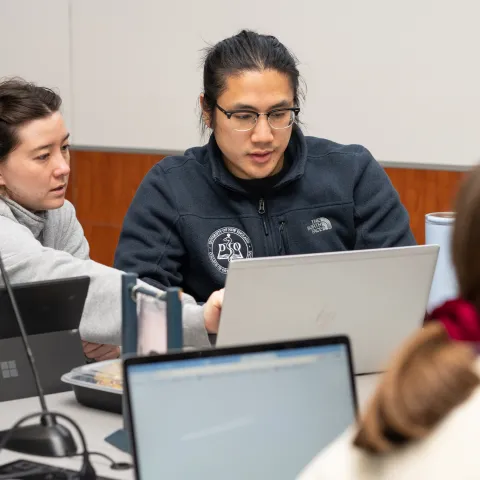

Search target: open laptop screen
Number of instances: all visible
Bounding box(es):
[125,338,357,480]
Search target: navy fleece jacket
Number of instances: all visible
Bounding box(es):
[114,128,416,302]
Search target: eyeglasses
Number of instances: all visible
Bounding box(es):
[215,104,300,132]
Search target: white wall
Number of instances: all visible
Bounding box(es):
[2,0,480,167]
[0,0,72,129]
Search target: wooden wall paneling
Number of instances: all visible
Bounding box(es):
[384,168,466,244]
[81,224,123,267]
[69,150,164,265]
[71,151,164,224]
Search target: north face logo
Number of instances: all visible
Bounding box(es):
[1,360,18,378]
[307,217,332,234]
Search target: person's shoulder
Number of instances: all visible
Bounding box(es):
[302,137,379,184]
[0,202,40,251]
[0,197,16,221]
[137,145,210,198]
[305,136,372,160]
[296,427,361,479]
[304,136,377,178]
[155,144,209,175]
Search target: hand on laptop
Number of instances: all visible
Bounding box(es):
[82,341,120,362]
[203,288,224,334]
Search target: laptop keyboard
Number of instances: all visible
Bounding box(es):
[0,459,116,479]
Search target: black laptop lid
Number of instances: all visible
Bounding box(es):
[0,276,90,339]
[124,336,357,480]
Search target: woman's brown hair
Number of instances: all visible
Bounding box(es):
[353,165,480,454]
[0,77,61,164]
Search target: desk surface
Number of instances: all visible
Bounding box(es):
[0,392,133,479]
[0,374,381,479]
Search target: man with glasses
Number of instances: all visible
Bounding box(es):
[114,30,415,336]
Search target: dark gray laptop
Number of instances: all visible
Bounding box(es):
[0,276,90,402]
[124,336,357,480]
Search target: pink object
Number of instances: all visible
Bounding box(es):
[136,293,167,355]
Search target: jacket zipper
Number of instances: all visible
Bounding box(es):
[258,198,269,236]
[279,221,290,254]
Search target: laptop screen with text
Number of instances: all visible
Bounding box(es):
[125,338,357,480]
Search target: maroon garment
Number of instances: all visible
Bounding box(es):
[428,299,480,343]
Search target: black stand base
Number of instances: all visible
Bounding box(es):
[0,423,77,457]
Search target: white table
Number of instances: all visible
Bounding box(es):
[0,392,133,479]
[0,374,381,478]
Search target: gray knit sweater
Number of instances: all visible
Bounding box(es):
[0,197,210,348]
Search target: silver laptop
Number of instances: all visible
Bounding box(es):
[216,245,439,374]
[124,336,357,480]
[0,276,89,402]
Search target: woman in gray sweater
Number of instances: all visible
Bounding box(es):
[0,78,222,360]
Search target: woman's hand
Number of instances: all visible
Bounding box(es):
[82,341,120,362]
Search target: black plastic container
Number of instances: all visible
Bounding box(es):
[61,360,122,414]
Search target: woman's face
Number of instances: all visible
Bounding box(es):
[0,111,71,211]
[204,69,295,180]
